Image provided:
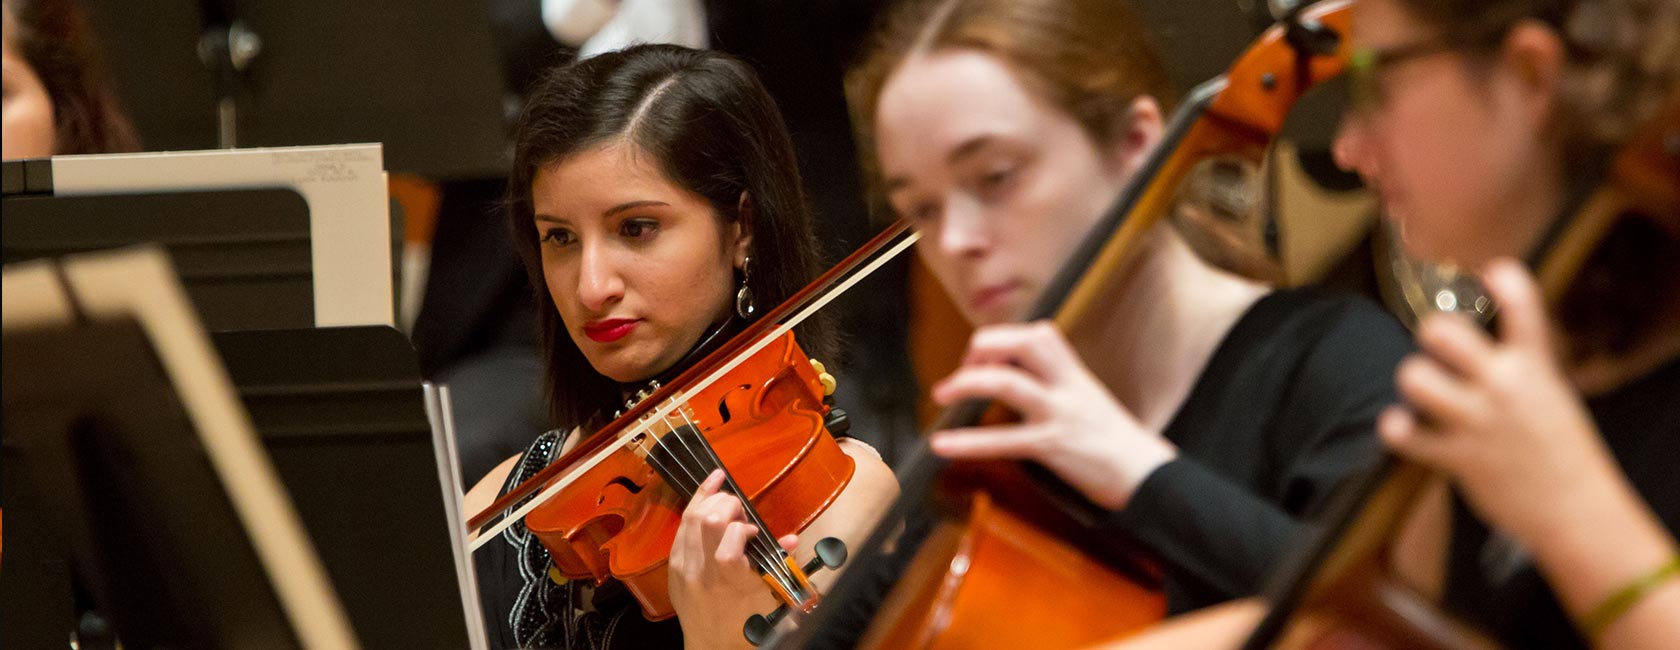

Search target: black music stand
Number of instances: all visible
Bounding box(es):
[2,185,316,330]
[81,0,510,179]
[211,325,476,649]
[2,249,474,648]
[2,320,314,649]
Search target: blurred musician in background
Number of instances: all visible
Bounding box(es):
[1,0,136,159]
[1334,0,1680,645]
[846,0,1413,614]
[1111,0,1680,647]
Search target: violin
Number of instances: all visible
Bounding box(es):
[521,330,848,621]
[466,223,921,639]
[1238,90,1680,650]
[774,2,1357,648]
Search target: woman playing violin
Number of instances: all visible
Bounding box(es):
[848,0,1413,613]
[1115,0,1680,647]
[462,44,898,650]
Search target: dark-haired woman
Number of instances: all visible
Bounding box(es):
[462,45,898,650]
[1,0,138,159]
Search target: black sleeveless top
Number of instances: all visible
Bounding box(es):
[475,429,685,649]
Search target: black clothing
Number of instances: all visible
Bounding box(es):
[1103,287,1411,612]
[1442,357,1680,649]
[794,288,1411,649]
[475,431,685,650]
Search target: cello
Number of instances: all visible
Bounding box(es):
[774,2,1360,648]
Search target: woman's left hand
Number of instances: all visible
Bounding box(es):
[1378,259,1623,546]
[667,470,797,650]
[928,321,1178,510]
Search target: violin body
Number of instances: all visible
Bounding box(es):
[522,331,856,620]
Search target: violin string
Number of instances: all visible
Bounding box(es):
[668,407,804,597]
[670,407,806,597]
[647,409,794,591]
[669,411,801,596]
[639,415,772,580]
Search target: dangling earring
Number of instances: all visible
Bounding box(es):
[735,256,756,319]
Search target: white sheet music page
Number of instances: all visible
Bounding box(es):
[48,144,393,328]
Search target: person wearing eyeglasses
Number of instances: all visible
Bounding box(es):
[1102,0,1680,648]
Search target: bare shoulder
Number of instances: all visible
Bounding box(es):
[838,438,899,501]
[462,428,581,540]
[792,438,899,588]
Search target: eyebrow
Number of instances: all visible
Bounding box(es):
[604,200,669,217]
[533,200,670,224]
[883,135,1000,194]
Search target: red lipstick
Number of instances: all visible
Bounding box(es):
[582,318,640,343]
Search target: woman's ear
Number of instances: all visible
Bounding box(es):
[733,191,755,268]
[1106,96,1165,180]
[1496,20,1566,138]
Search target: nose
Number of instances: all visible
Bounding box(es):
[574,241,624,312]
[936,194,991,261]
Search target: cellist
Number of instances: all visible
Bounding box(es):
[460,45,898,650]
[1110,0,1680,647]
[848,0,1412,614]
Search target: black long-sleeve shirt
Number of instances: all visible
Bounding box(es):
[1104,287,1411,612]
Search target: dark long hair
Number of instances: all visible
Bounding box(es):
[4,0,139,154]
[507,44,835,430]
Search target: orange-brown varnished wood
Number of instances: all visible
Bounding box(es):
[519,331,855,620]
[861,494,1164,650]
[860,3,1360,648]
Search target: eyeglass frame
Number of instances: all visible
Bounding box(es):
[1345,18,1526,117]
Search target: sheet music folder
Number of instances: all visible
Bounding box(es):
[1,247,358,649]
[3,185,317,330]
[1,144,397,329]
[1,248,480,648]
[211,326,477,649]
